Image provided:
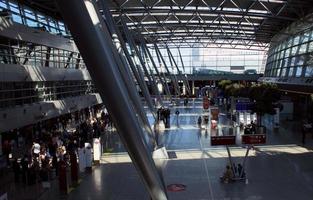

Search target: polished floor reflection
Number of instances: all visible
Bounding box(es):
[61,99,313,200]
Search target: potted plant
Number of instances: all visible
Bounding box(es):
[248,84,281,131]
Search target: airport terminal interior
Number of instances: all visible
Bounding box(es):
[1,0,313,199]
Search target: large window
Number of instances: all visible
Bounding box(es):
[305,66,313,77]
[281,68,287,77]
[288,67,294,77]
[295,66,303,77]
[298,43,308,54]
[150,47,266,74]
[0,0,69,35]
[265,26,313,77]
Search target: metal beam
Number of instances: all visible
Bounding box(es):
[100,0,157,147]
[140,38,171,99]
[154,43,180,96]
[112,8,296,21]
[120,19,158,115]
[177,47,192,94]
[165,45,191,95]
[55,1,168,199]
[140,42,164,106]
[165,46,181,96]
[121,19,162,106]
[116,25,157,119]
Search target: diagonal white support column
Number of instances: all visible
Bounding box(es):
[55,1,168,199]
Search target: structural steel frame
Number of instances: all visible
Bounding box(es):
[18,0,313,50]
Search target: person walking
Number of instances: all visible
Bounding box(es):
[197,116,202,128]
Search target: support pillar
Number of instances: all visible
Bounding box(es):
[121,19,161,104]
[139,36,170,99]
[98,6,157,146]
[154,44,180,96]
[55,1,168,199]
[166,45,191,95]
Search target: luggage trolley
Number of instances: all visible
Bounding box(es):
[211,127,266,183]
[234,133,266,182]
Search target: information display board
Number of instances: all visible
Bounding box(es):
[242,134,266,144]
[211,136,236,146]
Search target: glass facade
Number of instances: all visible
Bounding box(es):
[0,0,69,36]
[265,27,313,78]
[149,47,266,74]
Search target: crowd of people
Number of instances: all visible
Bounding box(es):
[1,106,113,187]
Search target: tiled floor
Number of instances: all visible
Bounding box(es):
[62,99,313,200]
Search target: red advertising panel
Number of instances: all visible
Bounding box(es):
[241,134,266,144]
[211,136,236,146]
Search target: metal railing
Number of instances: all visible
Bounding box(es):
[0,81,95,109]
[0,43,85,69]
